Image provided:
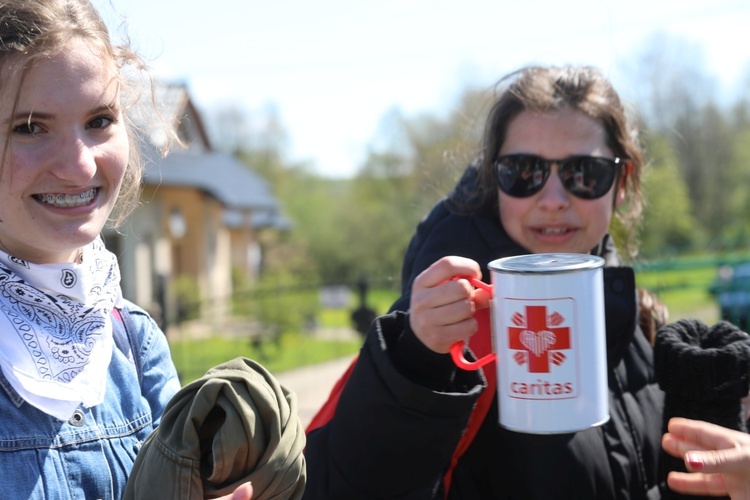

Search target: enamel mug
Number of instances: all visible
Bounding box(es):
[452,253,610,434]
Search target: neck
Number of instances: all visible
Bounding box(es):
[0,238,84,265]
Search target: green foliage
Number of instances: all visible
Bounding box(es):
[638,134,701,257]
[341,171,420,284]
[365,288,402,314]
[232,270,320,339]
[670,104,734,243]
[317,286,402,329]
[170,332,361,384]
[634,257,728,324]
[724,127,750,249]
[234,88,491,287]
[173,274,201,322]
[318,307,351,328]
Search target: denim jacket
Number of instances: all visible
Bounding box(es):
[0,300,181,499]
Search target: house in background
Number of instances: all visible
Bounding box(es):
[102,83,288,336]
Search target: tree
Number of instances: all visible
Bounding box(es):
[624,32,744,251]
[724,125,750,249]
[625,32,717,131]
[336,86,496,287]
[638,133,701,258]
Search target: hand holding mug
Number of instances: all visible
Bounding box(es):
[409,256,491,354]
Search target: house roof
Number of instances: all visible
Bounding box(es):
[131,81,289,229]
[142,147,279,212]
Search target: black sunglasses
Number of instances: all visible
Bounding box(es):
[493,154,624,200]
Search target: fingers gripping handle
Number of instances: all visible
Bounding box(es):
[450,277,497,371]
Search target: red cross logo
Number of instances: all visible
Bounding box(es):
[508,305,571,373]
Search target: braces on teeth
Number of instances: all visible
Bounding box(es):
[38,189,96,207]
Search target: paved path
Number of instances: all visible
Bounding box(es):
[275,354,357,429]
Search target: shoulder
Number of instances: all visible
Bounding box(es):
[410,199,499,257]
[400,200,480,289]
[413,163,493,243]
[413,199,469,245]
[116,299,152,321]
[113,299,165,354]
[115,299,156,333]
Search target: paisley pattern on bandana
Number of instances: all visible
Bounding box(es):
[0,237,122,419]
[0,276,110,382]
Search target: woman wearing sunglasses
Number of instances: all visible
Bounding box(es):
[305,65,667,499]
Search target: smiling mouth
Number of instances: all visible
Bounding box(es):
[34,188,97,208]
[539,227,572,235]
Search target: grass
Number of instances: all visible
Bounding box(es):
[633,252,750,323]
[316,308,352,328]
[170,286,400,384]
[170,331,363,384]
[634,262,722,324]
[318,288,400,327]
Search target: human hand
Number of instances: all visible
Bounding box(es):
[662,417,750,499]
[212,481,253,500]
[409,256,491,353]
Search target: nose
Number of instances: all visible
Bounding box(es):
[536,164,571,210]
[51,133,97,183]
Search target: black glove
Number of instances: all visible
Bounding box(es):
[655,319,750,499]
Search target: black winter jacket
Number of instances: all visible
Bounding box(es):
[305,171,665,499]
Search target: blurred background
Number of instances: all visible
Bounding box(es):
[91,0,750,381]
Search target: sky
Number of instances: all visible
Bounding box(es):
[94,0,750,178]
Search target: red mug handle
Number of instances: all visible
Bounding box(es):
[450,277,497,371]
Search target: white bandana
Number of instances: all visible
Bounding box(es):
[0,237,123,420]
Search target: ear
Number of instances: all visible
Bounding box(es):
[614,161,633,207]
[615,185,627,207]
